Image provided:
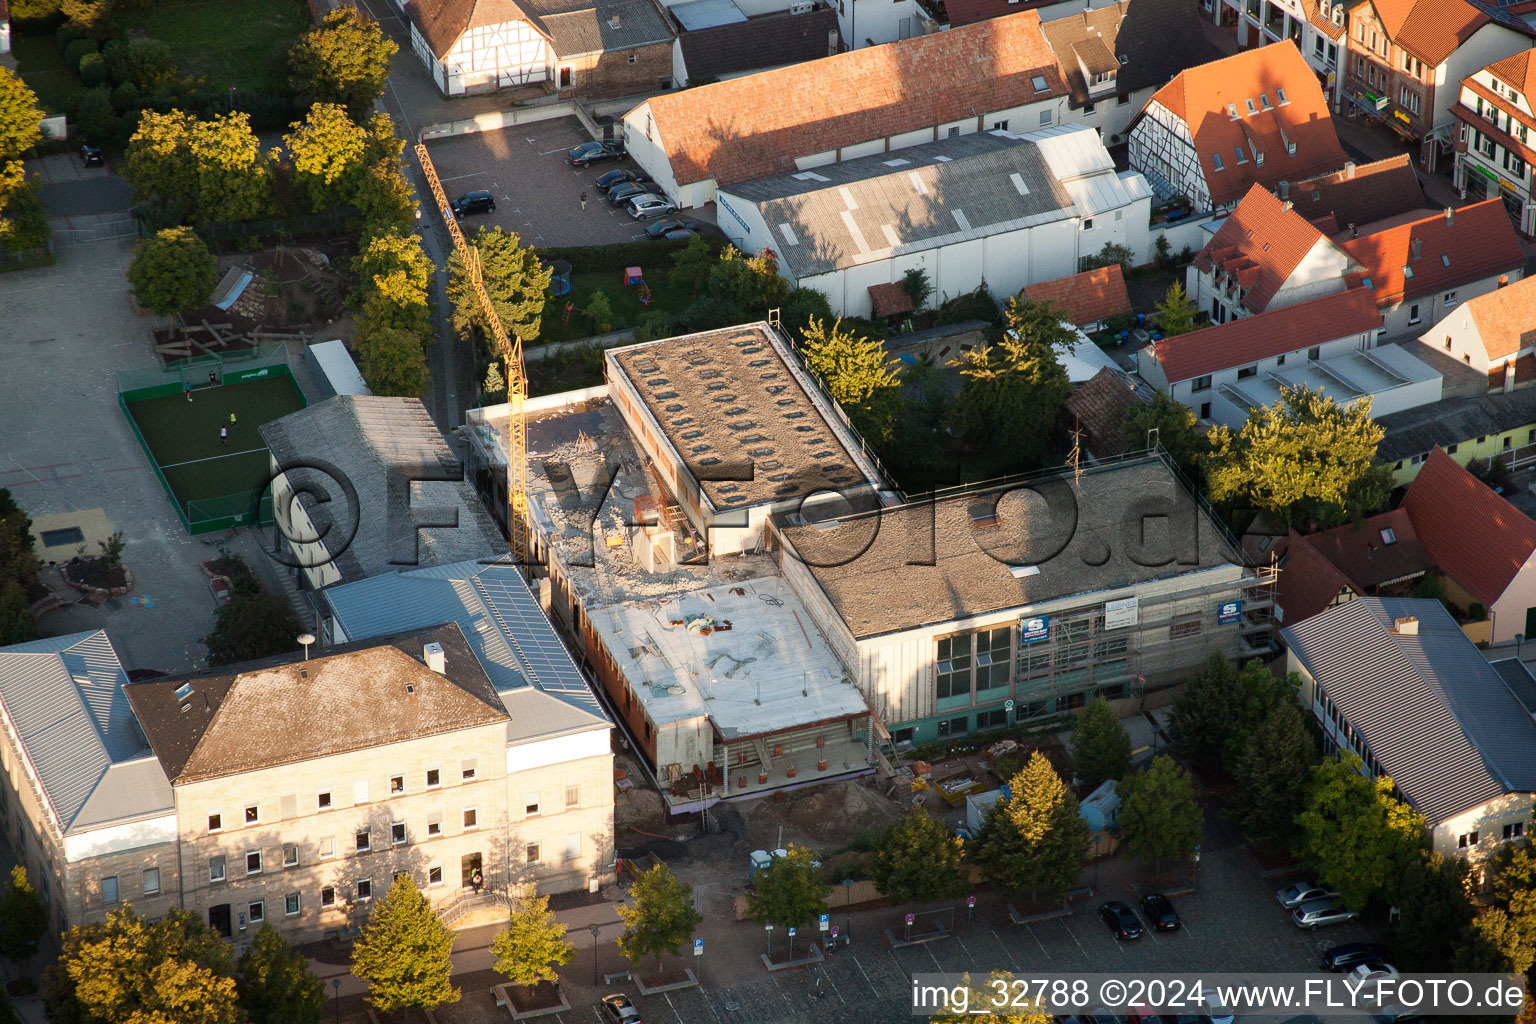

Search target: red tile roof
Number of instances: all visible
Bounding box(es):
[1303,508,1435,590]
[1487,47,1536,96]
[1022,265,1132,326]
[636,11,1066,188]
[1143,41,1347,207]
[1457,275,1536,361]
[1367,0,1492,68]
[1403,446,1536,605]
[1340,200,1524,307]
[1191,183,1337,313]
[1151,287,1381,383]
[1276,530,1359,626]
[1305,0,1346,40]
[1287,155,1429,230]
[1064,367,1140,456]
[407,0,539,58]
[868,282,915,318]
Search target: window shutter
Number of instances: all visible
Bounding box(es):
[353,779,369,804]
[279,795,297,819]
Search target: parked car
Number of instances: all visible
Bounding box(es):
[1190,989,1232,1024]
[1277,882,1341,909]
[1372,1006,1431,1024]
[568,140,624,166]
[645,217,700,240]
[1098,900,1142,940]
[79,144,105,167]
[1321,942,1395,972]
[595,168,640,192]
[627,194,677,219]
[1291,898,1359,929]
[599,994,642,1024]
[450,190,495,218]
[1140,892,1180,931]
[607,180,659,206]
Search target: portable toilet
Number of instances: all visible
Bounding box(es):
[749,850,773,880]
[1080,779,1122,832]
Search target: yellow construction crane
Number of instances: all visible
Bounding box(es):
[415,142,530,567]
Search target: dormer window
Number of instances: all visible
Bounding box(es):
[1260,93,1272,110]
[1245,98,1257,114]
[1276,87,1290,104]
[1213,152,1225,170]
[1227,103,1239,119]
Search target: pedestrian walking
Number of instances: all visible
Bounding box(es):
[229,412,237,430]
[208,370,218,387]
[579,190,588,211]
[184,381,193,403]
[219,426,228,447]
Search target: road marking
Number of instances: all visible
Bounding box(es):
[925,944,945,971]
[1022,923,1051,961]
[439,171,488,182]
[820,966,847,1007]
[544,146,572,155]
[990,927,1027,971]
[693,986,726,1024]
[1060,919,1091,960]
[661,991,684,1024]
[849,946,880,996]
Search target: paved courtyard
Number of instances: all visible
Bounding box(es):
[424,118,653,247]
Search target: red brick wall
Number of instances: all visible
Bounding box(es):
[557,42,674,100]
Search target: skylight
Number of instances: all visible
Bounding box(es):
[1441,254,1451,268]
[881,157,911,167]
[1009,565,1041,578]
[1009,172,1030,195]
[175,682,193,701]
[792,171,830,182]
[777,224,799,246]
[1031,75,1048,92]
[1403,265,1415,280]
[1380,527,1397,545]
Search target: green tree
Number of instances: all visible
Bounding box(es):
[707,245,788,314]
[0,866,47,961]
[352,229,433,308]
[447,227,553,351]
[1081,242,1134,274]
[1202,384,1393,529]
[953,297,1071,470]
[354,158,417,236]
[284,103,367,212]
[187,112,271,224]
[1154,282,1197,336]
[668,233,714,297]
[1124,392,1204,476]
[1168,655,1292,774]
[203,591,302,667]
[483,362,507,402]
[125,109,198,217]
[289,7,399,121]
[1456,908,1536,974]
[871,809,968,905]
[1115,755,1202,873]
[1294,754,1426,910]
[1396,854,1474,970]
[490,893,575,989]
[128,226,216,315]
[237,924,324,1024]
[615,865,703,977]
[350,874,458,1012]
[0,489,41,644]
[72,86,117,146]
[969,751,1089,903]
[930,972,1052,1024]
[745,844,830,937]
[584,289,614,333]
[901,268,933,310]
[1227,700,1317,852]
[0,67,44,160]
[355,323,429,398]
[1071,696,1131,790]
[798,316,901,444]
[0,160,48,252]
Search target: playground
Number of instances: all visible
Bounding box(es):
[117,349,308,534]
[542,265,692,343]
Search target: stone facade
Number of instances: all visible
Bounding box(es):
[558,42,674,99]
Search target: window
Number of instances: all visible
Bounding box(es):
[525,793,541,817]
[1408,303,1421,326]
[208,813,222,832]
[321,886,336,907]
[427,816,442,837]
[1031,74,1048,92]
[1398,85,1420,114]
[1448,443,1460,454]
[1505,822,1526,840]
[1038,110,1052,127]
[1444,291,1458,307]
[936,635,972,700]
[1117,93,1130,105]
[1276,353,1286,367]
[565,785,581,809]
[244,804,259,825]
[352,780,369,804]
[977,708,1009,730]
[1507,151,1528,178]
[246,850,263,875]
[1506,436,1515,450]
[320,837,335,858]
[1082,102,1096,115]
[426,768,441,789]
[101,876,119,904]
[565,833,581,861]
[209,856,226,883]
[317,791,332,810]
[1307,346,1321,360]
[627,52,637,64]
[428,866,444,886]
[283,843,299,868]
[527,843,542,865]
[992,119,1009,131]
[285,892,301,917]
[461,759,478,782]
[1477,131,1496,159]
[356,879,373,901]
[248,900,264,924]
[463,808,478,829]
[1212,152,1224,171]
[1237,365,1257,379]
[391,822,407,845]
[975,627,1011,692]
[1459,831,1481,848]
[1276,87,1288,104]
[143,868,160,895]
[1192,375,1212,393]
[1226,102,1238,118]
[390,775,405,795]
[356,830,371,853]
[1170,617,1203,639]
[1313,36,1324,56]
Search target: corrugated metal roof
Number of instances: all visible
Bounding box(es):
[1281,597,1536,824]
[0,631,172,834]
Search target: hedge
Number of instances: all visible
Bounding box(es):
[532,234,725,273]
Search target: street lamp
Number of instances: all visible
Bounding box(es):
[588,923,601,985]
[842,877,853,941]
[331,978,341,1024]
[298,633,315,660]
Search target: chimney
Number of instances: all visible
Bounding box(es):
[609,12,620,27]
[1391,616,1419,635]
[1410,237,1421,261]
[1349,222,1358,238]
[1344,160,1356,179]
[423,642,446,675]
[1282,200,1293,213]
[1445,206,1454,225]
[828,28,838,56]
[1278,180,1290,200]
[1500,274,1511,289]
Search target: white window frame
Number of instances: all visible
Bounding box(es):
[390,775,405,795]
[285,892,301,917]
[428,865,444,887]
[425,767,441,789]
[283,843,300,868]
[463,807,479,830]
[321,885,337,907]
[319,836,335,859]
[207,813,222,833]
[317,791,332,810]
[209,856,226,883]
[565,785,580,809]
[244,804,260,826]
[356,878,373,902]
[248,899,265,924]
[356,829,372,854]
[391,822,408,846]
[246,850,263,875]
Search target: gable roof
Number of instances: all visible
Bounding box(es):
[1286,155,1429,229]
[678,7,838,82]
[1301,507,1434,590]
[868,282,916,318]
[1150,287,1382,383]
[0,631,173,835]
[635,10,1067,188]
[1143,41,1347,207]
[1275,529,1358,625]
[1040,0,1218,107]
[1366,0,1516,67]
[128,624,509,785]
[1403,445,1536,605]
[1064,366,1141,456]
[1455,274,1536,361]
[1486,47,1536,95]
[1281,597,1536,824]
[1192,183,1344,312]
[1023,265,1132,326]
[259,396,504,583]
[405,0,670,59]
[1341,200,1524,306]
[406,0,533,58]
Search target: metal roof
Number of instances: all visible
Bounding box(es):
[1375,387,1536,463]
[1281,597,1536,824]
[0,631,172,834]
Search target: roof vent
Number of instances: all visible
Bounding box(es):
[423,642,446,675]
[1445,206,1454,225]
[1391,616,1419,635]
[1343,161,1356,179]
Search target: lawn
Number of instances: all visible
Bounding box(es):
[115,0,311,94]
[539,268,696,344]
[12,34,85,116]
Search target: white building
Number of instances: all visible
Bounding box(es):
[716,126,1153,319]
[1416,274,1536,391]
[1451,50,1536,236]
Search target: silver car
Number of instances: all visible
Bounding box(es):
[626,193,677,219]
[1277,881,1340,909]
[1291,898,1359,929]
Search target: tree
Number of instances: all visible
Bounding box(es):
[125,109,198,216]
[1396,855,1474,970]
[1456,908,1536,975]
[0,160,48,252]
[351,874,458,1012]
[354,158,417,236]
[901,268,933,310]
[1115,755,1202,873]
[238,924,324,1024]
[952,297,1072,470]
[1202,384,1393,529]
[284,103,367,211]
[187,112,271,224]
[1071,696,1131,790]
[798,316,901,444]
[1153,282,1197,336]
[289,7,399,121]
[0,67,44,161]
[584,289,614,333]
[929,972,1052,1024]
[0,866,46,961]
[128,227,216,315]
[490,893,574,989]
[1168,653,1237,769]
[1081,242,1134,274]
[1294,754,1426,910]
[355,323,429,398]
[1227,700,1317,852]
[0,489,41,645]
[668,233,714,297]
[707,245,788,314]
[202,591,302,667]
[352,229,433,309]
[745,844,830,938]
[871,808,968,905]
[483,362,507,402]
[1124,392,1204,476]
[45,907,241,1024]
[447,227,552,350]
[969,752,1089,903]
[615,864,703,977]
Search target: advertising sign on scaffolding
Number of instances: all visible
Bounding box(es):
[1104,597,1140,630]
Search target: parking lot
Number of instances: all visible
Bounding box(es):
[423,117,657,247]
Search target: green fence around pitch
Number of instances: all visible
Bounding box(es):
[117,390,193,534]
